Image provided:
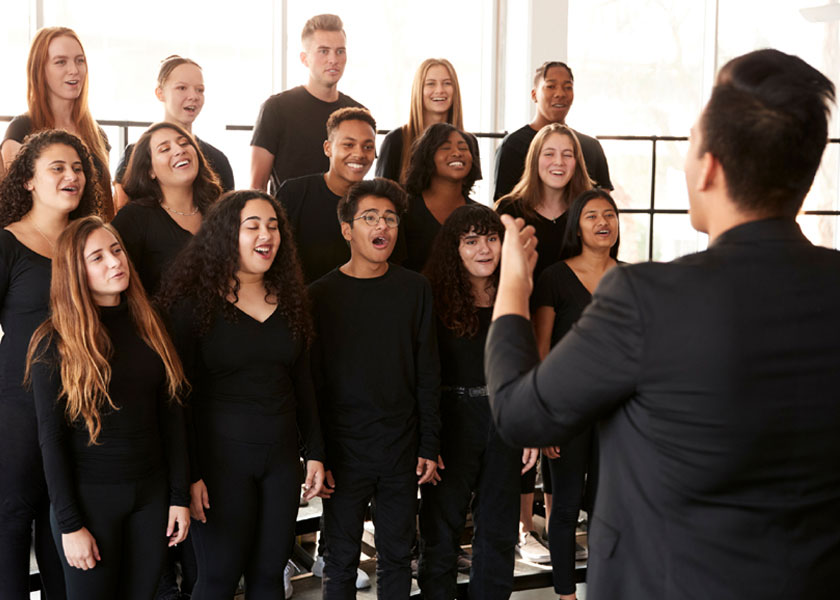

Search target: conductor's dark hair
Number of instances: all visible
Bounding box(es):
[700,49,835,217]
[559,189,620,260]
[337,177,408,225]
[404,123,481,197]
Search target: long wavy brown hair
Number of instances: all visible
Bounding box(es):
[156,190,313,343]
[495,123,592,219]
[26,217,186,445]
[26,27,113,218]
[424,204,503,338]
[0,129,102,227]
[398,58,465,183]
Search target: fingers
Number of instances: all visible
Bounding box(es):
[417,459,438,485]
[190,480,208,523]
[303,461,325,501]
[437,454,445,470]
[170,509,190,546]
[166,511,176,538]
[521,448,539,474]
[318,469,336,499]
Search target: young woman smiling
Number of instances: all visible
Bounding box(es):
[532,188,620,600]
[157,191,325,598]
[111,121,222,295]
[0,129,102,598]
[401,123,482,272]
[27,217,189,600]
[1,27,114,219]
[114,55,234,211]
[376,58,470,184]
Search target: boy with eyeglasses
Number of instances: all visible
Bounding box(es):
[308,177,441,599]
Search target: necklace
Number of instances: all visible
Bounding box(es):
[30,215,56,250]
[162,203,199,216]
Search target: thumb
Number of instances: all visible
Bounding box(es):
[92,537,101,562]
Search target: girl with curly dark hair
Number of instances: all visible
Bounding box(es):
[0,129,101,598]
[419,204,535,599]
[157,190,325,598]
[111,121,222,295]
[401,122,482,271]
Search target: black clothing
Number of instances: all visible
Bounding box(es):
[496,197,569,294]
[114,138,235,192]
[376,127,482,185]
[168,302,324,595]
[275,173,348,283]
[309,266,440,471]
[30,303,188,600]
[418,308,520,599]
[533,261,597,595]
[50,474,169,600]
[310,265,440,599]
[375,127,406,182]
[402,195,475,272]
[487,219,840,600]
[322,467,418,599]
[251,86,364,194]
[31,303,189,535]
[0,230,66,598]
[493,124,612,200]
[111,203,193,295]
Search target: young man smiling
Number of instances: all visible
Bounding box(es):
[309,178,441,599]
[494,61,612,200]
[250,14,364,194]
[276,107,377,283]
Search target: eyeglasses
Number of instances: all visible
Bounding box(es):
[353,211,400,228]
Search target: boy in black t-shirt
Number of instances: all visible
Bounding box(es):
[309,178,440,599]
[276,107,377,283]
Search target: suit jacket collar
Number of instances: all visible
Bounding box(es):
[710,217,807,248]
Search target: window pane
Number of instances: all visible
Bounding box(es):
[600,139,652,210]
[616,213,650,264]
[653,214,707,262]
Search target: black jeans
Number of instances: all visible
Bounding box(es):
[546,426,594,595]
[51,472,169,600]
[322,466,417,599]
[418,393,521,600]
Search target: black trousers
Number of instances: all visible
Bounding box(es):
[545,426,593,595]
[190,418,300,600]
[322,465,417,599]
[50,472,169,600]
[418,393,520,600]
[0,402,66,600]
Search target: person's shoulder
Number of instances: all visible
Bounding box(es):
[263,85,307,105]
[0,228,23,255]
[196,137,227,160]
[503,124,536,147]
[382,127,404,145]
[3,114,33,142]
[308,268,343,295]
[337,92,365,109]
[280,172,324,192]
[388,264,430,288]
[570,127,606,155]
[495,195,522,216]
[112,201,159,224]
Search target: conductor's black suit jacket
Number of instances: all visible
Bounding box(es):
[487,218,840,599]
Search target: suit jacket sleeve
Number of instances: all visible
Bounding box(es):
[486,266,643,447]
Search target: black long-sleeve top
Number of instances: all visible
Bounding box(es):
[437,307,492,389]
[168,302,325,482]
[111,202,193,295]
[309,266,441,473]
[402,194,476,272]
[31,303,189,534]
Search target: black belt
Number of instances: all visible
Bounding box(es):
[441,385,488,398]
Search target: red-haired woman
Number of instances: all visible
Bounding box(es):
[1,27,114,219]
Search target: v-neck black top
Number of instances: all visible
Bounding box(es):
[111,202,194,295]
[496,197,569,285]
[533,261,593,346]
[168,302,325,481]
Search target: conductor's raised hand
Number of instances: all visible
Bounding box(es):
[493,215,538,320]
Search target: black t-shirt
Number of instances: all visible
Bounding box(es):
[31,303,189,533]
[375,127,405,182]
[251,86,364,194]
[276,173,348,283]
[493,124,612,200]
[115,137,235,192]
[111,202,193,295]
[533,261,593,347]
[308,266,440,473]
[496,197,569,284]
[436,306,492,389]
[402,194,476,272]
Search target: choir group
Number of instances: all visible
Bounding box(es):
[0,13,621,600]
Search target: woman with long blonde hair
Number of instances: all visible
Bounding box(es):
[495,123,593,282]
[26,217,190,600]
[376,58,469,183]
[1,27,114,219]
[0,129,101,598]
